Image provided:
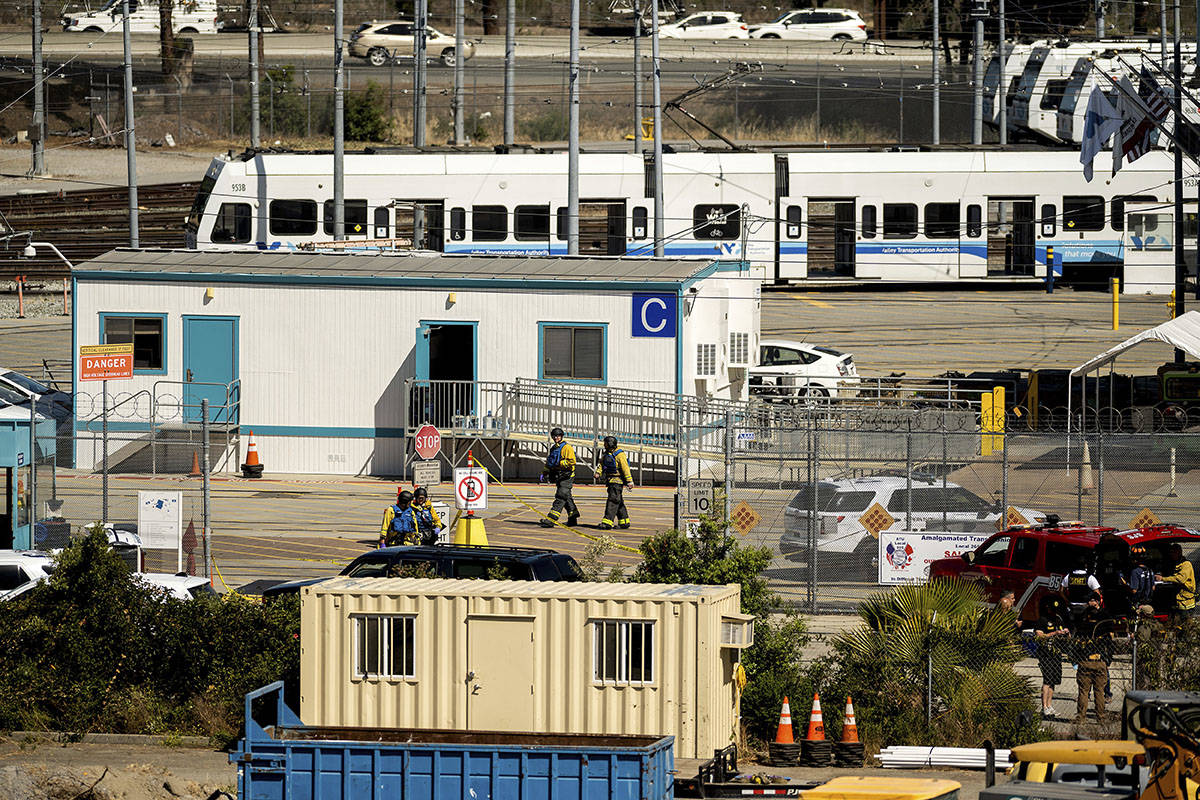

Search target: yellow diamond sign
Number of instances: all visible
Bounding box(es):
[730,501,762,536]
[859,502,896,539]
[1131,508,1161,529]
[1006,507,1030,528]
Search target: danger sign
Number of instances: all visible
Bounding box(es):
[454,467,488,511]
[414,424,442,460]
[79,343,134,381]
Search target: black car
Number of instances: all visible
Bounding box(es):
[261,544,585,598]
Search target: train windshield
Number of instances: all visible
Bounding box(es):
[186,174,217,235]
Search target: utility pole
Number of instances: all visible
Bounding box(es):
[122,0,139,247]
[652,0,664,256]
[971,0,984,145]
[504,0,515,146]
[931,0,940,145]
[633,0,642,153]
[1096,0,1105,38]
[413,0,426,146]
[333,0,344,240]
[1161,0,1168,59]
[567,0,580,254]
[249,0,260,149]
[454,0,465,144]
[998,0,1007,145]
[1173,0,1185,350]
[31,0,46,175]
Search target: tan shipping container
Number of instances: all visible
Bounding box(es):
[300,578,754,759]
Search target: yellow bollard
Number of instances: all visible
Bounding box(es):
[981,392,995,457]
[1111,277,1120,330]
[992,386,1006,453]
[1168,289,1177,320]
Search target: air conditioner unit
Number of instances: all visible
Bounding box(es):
[728,332,750,367]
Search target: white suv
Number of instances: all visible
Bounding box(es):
[779,476,1044,560]
[0,551,55,596]
[349,20,475,67]
[750,8,868,41]
[658,11,750,39]
[750,339,858,400]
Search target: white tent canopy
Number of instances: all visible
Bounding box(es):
[1070,311,1200,376]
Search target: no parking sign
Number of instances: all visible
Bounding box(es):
[454,467,488,511]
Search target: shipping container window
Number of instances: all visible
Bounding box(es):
[101,314,166,372]
[632,207,648,239]
[883,203,918,239]
[322,199,369,236]
[541,324,605,383]
[924,202,960,239]
[966,204,982,237]
[514,204,551,240]
[786,205,802,239]
[449,207,466,241]
[1063,196,1106,232]
[354,614,416,679]
[472,205,507,241]
[693,204,740,240]
[268,199,318,236]
[861,205,877,239]
[592,620,654,685]
[1111,194,1157,231]
[211,202,252,244]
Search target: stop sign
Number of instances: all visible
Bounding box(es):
[414,424,442,460]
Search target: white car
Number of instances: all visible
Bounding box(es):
[658,12,750,39]
[749,8,868,41]
[750,339,859,400]
[0,550,56,596]
[779,476,1045,560]
[62,0,221,33]
[349,20,476,67]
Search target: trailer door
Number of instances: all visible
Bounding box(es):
[467,616,535,730]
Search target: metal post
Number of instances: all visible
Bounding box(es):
[504,0,515,146]
[816,59,821,140]
[1096,0,1106,38]
[723,411,734,526]
[334,0,345,240]
[174,76,182,144]
[454,0,465,144]
[905,418,913,530]
[249,0,260,148]
[806,410,815,613]
[226,74,234,138]
[102,379,109,522]
[898,61,904,143]
[414,0,427,147]
[121,0,139,247]
[32,0,46,176]
[265,71,275,138]
[941,416,948,530]
[926,651,933,723]
[1002,424,1009,513]
[1173,0,1186,348]
[651,0,664,257]
[202,399,212,580]
[1097,432,1104,524]
[567,0,580,254]
[1161,0,1168,59]
[931,0,940,145]
[971,0,983,145]
[998,0,1007,145]
[633,0,642,153]
[304,68,311,138]
[811,420,820,613]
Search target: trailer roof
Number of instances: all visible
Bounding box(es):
[310,577,741,603]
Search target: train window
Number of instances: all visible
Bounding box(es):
[373,207,390,238]
[693,204,740,240]
[449,207,466,241]
[924,202,959,239]
[556,207,568,240]
[268,199,318,236]
[632,207,648,239]
[1040,79,1070,110]
[883,203,917,239]
[322,199,368,236]
[861,205,877,239]
[211,202,252,244]
[472,205,507,241]
[966,204,982,237]
[1063,196,1105,232]
[786,205,802,239]
[515,205,551,240]
[1041,204,1056,237]
[1112,195,1157,232]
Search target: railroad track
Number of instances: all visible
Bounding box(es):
[0,181,196,281]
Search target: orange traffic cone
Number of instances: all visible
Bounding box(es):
[189,450,202,477]
[805,692,826,741]
[841,696,859,743]
[241,430,264,478]
[775,696,795,744]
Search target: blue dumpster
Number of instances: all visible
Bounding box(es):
[232,683,675,800]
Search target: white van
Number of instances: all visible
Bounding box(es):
[63,0,222,34]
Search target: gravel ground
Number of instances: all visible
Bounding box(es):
[0,143,216,195]
[0,292,67,321]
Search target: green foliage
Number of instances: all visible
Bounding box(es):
[1134,617,1200,691]
[343,80,392,142]
[518,110,568,142]
[738,615,821,742]
[0,527,299,742]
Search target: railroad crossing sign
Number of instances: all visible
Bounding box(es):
[687,478,714,516]
[730,501,762,536]
[78,343,134,381]
[1131,508,1162,529]
[414,424,442,460]
[859,503,896,539]
[454,467,488,511]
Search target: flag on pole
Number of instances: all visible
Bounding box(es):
[1080,75,1122,182]
[1123,67,1172,164]
[1112,75,1146,178]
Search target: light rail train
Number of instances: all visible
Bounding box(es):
[185,148,1180,285]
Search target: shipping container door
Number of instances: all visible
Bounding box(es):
[467,616,534,731]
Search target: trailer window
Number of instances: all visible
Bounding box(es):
[354,614,416,679]
[966,204,982,237]
[269,199,318,236]
[693,204,740,240]
[1112,195,1157,232]
[593,620,654,685]
[101,314,165,372]
[861,205,877,239]
[883,203,918,239]
[1063,196,1106,232]
[924,202,960,239]
[514,205,551,240]
[322,199,368,236]
[472,205,507,241]
[211,202,252,244]
[541,324,605,382]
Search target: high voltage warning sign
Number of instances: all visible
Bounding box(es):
[730,501,762,535]
[859,503,896,539]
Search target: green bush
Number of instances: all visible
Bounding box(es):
[344,80,392,142]
[0,527,299,743]
[518,110,568,142]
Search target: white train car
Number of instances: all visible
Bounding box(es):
[185,148,1177,288]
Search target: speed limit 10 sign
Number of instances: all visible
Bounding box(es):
[687,478,714,515]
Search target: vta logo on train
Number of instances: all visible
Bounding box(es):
[886,538,914,570]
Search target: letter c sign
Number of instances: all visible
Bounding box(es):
[632,293,677,338]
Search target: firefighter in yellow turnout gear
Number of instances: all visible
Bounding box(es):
[540,427,580,527]
[594,435,633,529]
